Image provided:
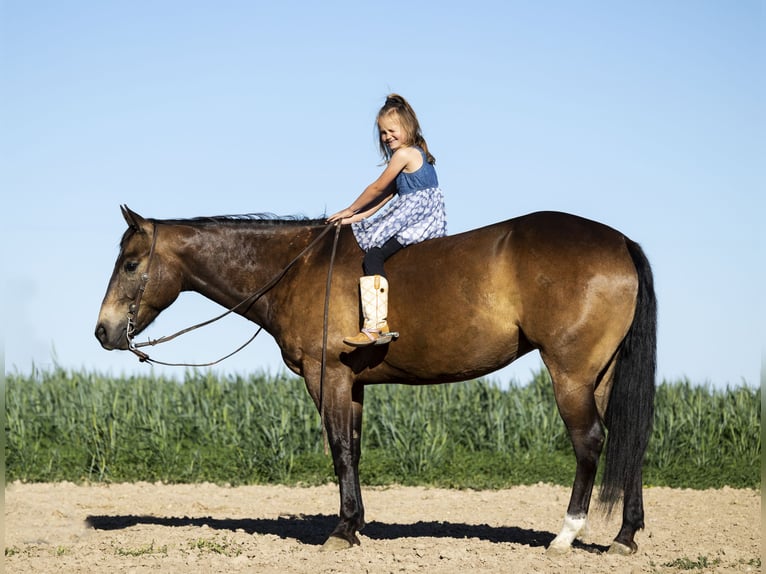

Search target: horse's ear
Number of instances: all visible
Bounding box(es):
[121,205,147,230]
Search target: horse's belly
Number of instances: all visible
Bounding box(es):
[366,324,527,383]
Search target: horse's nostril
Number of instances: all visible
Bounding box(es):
[95,323,119,350]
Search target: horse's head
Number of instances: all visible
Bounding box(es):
[95,205,184,351]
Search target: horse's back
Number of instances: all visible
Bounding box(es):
[374,211,639,382]
[395,211,635,287]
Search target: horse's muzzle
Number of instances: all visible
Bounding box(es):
[94,322,128,351]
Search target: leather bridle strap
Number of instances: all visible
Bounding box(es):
[126,222,158,350]
[127,222,340,368]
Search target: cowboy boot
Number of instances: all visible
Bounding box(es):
[343,275,396,347]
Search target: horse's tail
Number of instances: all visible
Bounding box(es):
[599,239,657,513]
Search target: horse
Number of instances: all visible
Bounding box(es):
[95,205,656,556]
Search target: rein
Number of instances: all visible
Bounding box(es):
[126,221,341,369]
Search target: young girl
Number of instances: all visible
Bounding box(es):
[328,94,447,346]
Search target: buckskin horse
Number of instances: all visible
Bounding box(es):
[95,205,656,555]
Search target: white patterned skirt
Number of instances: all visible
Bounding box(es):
[351,187,447,251]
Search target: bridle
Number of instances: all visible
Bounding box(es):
[123,218,342,452]
[125,222,158,355]
[125,221,342,368]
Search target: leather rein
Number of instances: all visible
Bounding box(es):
[126,221,342,368]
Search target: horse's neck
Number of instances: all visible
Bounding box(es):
[178,224,317,308]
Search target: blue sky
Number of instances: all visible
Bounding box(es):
[2,1,761,388]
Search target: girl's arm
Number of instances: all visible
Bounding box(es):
[327,148,413,223]
[338,187,395,224]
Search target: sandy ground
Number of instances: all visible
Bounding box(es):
[4,481,761,573]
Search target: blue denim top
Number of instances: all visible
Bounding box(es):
[395,147,439,195]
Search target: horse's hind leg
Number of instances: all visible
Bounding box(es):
[546,372,605,555]
[609,476,644,554]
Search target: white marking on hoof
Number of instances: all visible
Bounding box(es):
[545,542,570,557]
[547,513,587,555]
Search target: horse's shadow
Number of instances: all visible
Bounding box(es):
[85,513,609,553]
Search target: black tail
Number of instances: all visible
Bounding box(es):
[599,239,657,511]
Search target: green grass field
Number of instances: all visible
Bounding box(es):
[4,367,760,489]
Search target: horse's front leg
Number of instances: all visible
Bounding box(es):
[321,378,365,551]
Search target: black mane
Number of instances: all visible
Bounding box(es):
[152,213,328,227]
[119,213,329,249]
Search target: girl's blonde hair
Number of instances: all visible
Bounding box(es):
[376,94,435,165]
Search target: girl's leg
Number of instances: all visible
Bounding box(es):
[362,237,404,276]
[344,238,403,347]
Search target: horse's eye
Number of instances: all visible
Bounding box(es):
[124,261,139,273]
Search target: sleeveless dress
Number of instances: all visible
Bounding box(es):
[352,147,447,251]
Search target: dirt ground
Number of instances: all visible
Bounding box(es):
[4,481,761,573]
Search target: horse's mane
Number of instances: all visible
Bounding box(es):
[152,213,327,227]
[120,213,328,249]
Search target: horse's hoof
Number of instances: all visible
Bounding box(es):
[607,541,637,555]
[545,543,571,556]
[320,536,354,552]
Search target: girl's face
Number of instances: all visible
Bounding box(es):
[378,115,409,152]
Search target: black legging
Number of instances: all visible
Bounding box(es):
[362,237,404,278]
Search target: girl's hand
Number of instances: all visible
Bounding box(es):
[327,208,358,224]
